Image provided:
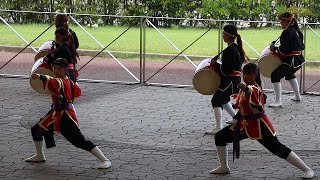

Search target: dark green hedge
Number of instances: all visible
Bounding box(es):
[1,0,319,27]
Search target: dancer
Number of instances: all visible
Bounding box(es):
[269,12,304,107]
[44,27,78,82]
[25,58,111,169]
[206,24,246,135]
[55,14,79,49]
[210,63,313,179]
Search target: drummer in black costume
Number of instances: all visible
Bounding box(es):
[269,12,304,107]
[53,14,80,82]
[44,27,78,82]
[55,14,79,49]
[206,24,247,135]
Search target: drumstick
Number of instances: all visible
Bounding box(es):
[272,36,280,45]
[252,38,280,65]
[213,50,225,60]
[252,58,260,64]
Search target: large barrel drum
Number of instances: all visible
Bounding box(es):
[192,58,221,95]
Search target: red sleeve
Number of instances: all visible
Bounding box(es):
[73,82,81,98]
[43,76,63,98]
[234,92,241,109]
[248,85,263,107]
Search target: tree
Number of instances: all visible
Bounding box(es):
[1,0,319,26]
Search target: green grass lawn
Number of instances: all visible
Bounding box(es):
[0,23,319,60]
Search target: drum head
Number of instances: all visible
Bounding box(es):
[29,68,54,94]
[35,41,53,62]
[30,58,54,94]
[195,58,212,72]
[258,55,282,78]
[39,41,53,51]
[193,69,221,95]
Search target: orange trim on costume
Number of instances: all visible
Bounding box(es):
[65,110,80,128]
[260,118,276,137]
[58,78,65,96]
[44,76,63,98]
[38,113,51,131]
[228,71,241,76]
[230,122,245,132]
[245,118,263,140]
[283,51,302,57]
[44,75,51,91]
[248,85,262,107]
[55,78,64,98]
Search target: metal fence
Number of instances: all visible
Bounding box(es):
[0,9,319,94]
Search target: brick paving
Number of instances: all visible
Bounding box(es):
[0,76,319,180]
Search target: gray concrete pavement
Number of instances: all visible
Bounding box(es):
[0,77,319,180]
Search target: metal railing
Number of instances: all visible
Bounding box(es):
[0,9,319,94]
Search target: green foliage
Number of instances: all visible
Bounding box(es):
[1,23,319,60]
[0,0,320,27]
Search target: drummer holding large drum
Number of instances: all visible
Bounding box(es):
[43,27,78,82]
[55,14,79,50]
[30,14,80,94]
[205,24,247,135]
[268,12,305,107]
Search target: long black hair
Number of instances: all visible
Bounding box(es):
[55,14,69,29]
[278,12,303,41]
[55,14,79,62]
[55,27,69,42]
[223,24,247,62]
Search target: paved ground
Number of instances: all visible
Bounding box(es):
[0,76,319,180]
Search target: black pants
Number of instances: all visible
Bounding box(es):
[211,89,231,108]
[215,122,291,159]
[31,112,96,151]
[271,64,301,83]
[211,76,240,108]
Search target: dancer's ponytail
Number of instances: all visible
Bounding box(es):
[279,12,303,41]
[235,33,247,62]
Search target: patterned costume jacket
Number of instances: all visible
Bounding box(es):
[231,83,276,139]
[38,75,81,132]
